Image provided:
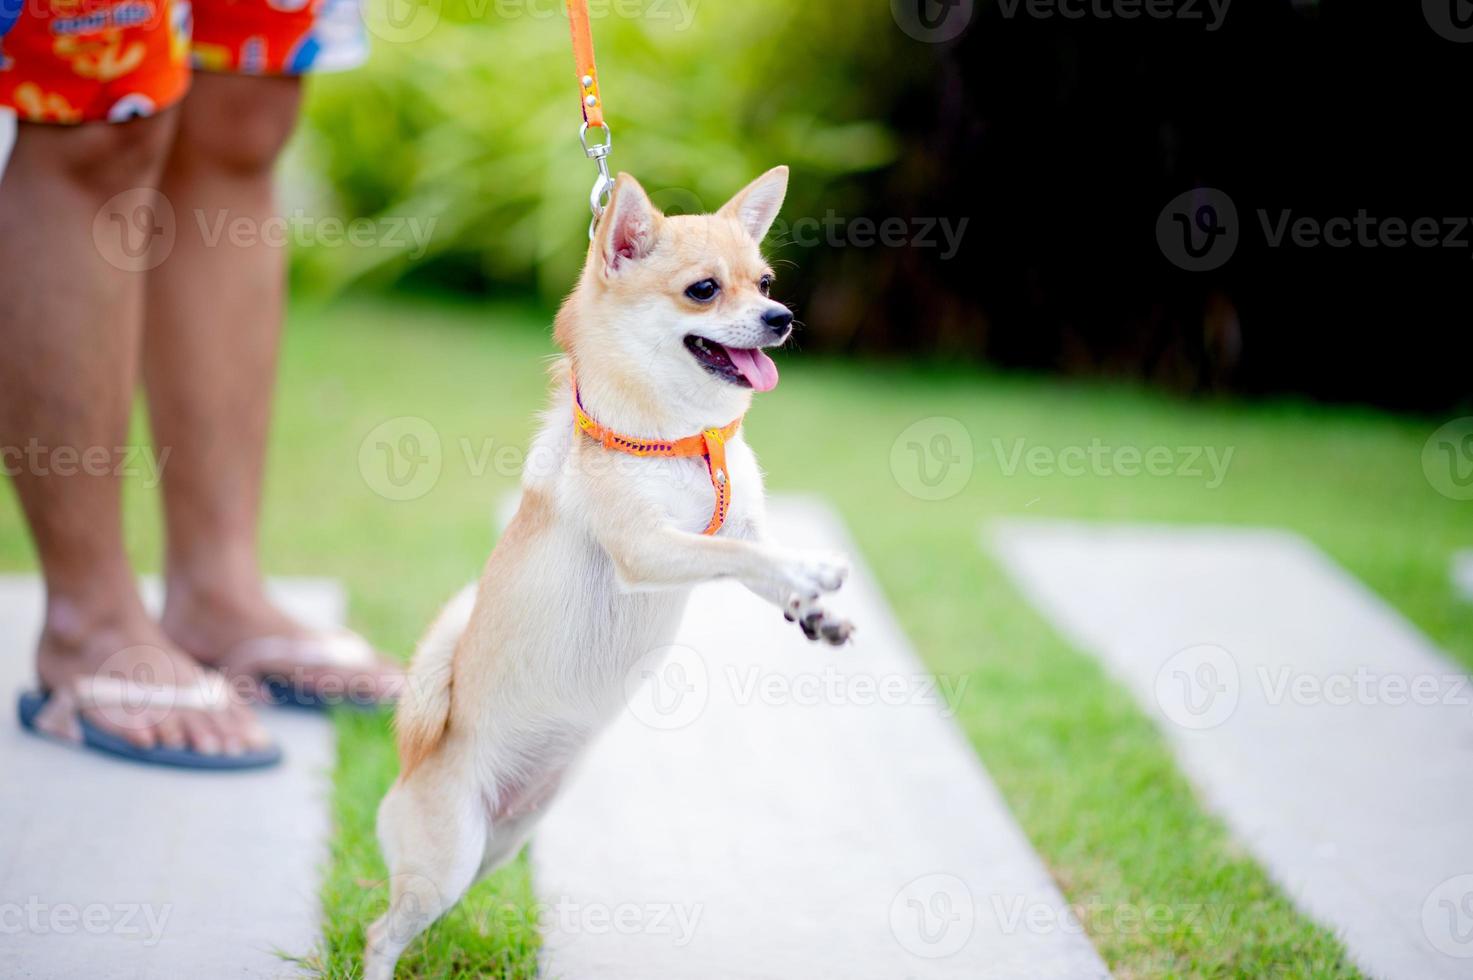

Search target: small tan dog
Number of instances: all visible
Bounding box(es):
[364,167,854,978]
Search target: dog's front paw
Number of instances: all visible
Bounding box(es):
[785,600,856,646]
[773,549,849,600]
[769,549,852,646]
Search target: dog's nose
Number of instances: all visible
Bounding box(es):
[763,308,794,335]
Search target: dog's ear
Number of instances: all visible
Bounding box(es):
[596,173,661,275]
[718,165,789,244]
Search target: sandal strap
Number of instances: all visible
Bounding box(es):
[224,629,379,676]
[76,674,234,712]
[31,675,237,746]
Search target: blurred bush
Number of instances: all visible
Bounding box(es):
[292,0,904,301]
[293,3,1471,410]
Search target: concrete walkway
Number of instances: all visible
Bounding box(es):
[989,521,1473,980]
[531,499,1110,979]
[0,576,340,979]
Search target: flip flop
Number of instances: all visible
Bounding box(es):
[223,629,401,712]
[16,678,282,771]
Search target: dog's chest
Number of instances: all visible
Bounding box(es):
[636,439,762,536]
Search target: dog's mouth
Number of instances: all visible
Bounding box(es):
[683,336,780,392]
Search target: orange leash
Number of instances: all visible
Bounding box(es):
[565,0,604,129]
[562,15,736,532]
[565,0,613,238]
[572,379,742,536]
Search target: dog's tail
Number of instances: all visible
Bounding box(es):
[395,583,477,775]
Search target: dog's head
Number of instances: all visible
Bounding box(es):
[557,167,793,432]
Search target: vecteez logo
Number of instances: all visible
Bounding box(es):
[1158,189,1473,272]
[890,417,975,501]
[1423,418,1473,501]
[1153,644,1240,730]
[358,417,443,501]
[891,0,975,43]
[623,645,710,730]
[1423,0,1473,42]
[93,188,176,272]
[996,0,1232,31]
[1156,188,1239,272]
[889,873,976,958]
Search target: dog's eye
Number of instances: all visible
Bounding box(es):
[685,279,720,303]
[759,275,774,297]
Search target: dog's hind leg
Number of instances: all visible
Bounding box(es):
[476,763,571,878]
[476,810,542,880]
[364,767,485,980]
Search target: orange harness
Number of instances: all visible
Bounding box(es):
[572,382,742,536]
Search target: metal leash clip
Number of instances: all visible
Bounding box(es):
[580,117,613,240]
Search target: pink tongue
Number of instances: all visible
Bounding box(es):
[724,346,780,392]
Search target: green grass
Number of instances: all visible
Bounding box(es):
[2,293,1468,977]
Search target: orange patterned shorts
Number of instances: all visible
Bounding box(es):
[0,0,365,123]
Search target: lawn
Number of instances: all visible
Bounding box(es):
[2,293,1467,978]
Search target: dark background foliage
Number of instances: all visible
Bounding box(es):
[300,1,1470,411]
[792,1,1469,410]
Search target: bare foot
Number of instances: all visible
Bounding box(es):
[36,598,272,756]
[162,580,404,708]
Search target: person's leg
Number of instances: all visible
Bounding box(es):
[145,73,399,700]
[0,114,270,755]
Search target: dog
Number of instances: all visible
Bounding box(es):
[363,166,854,979]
